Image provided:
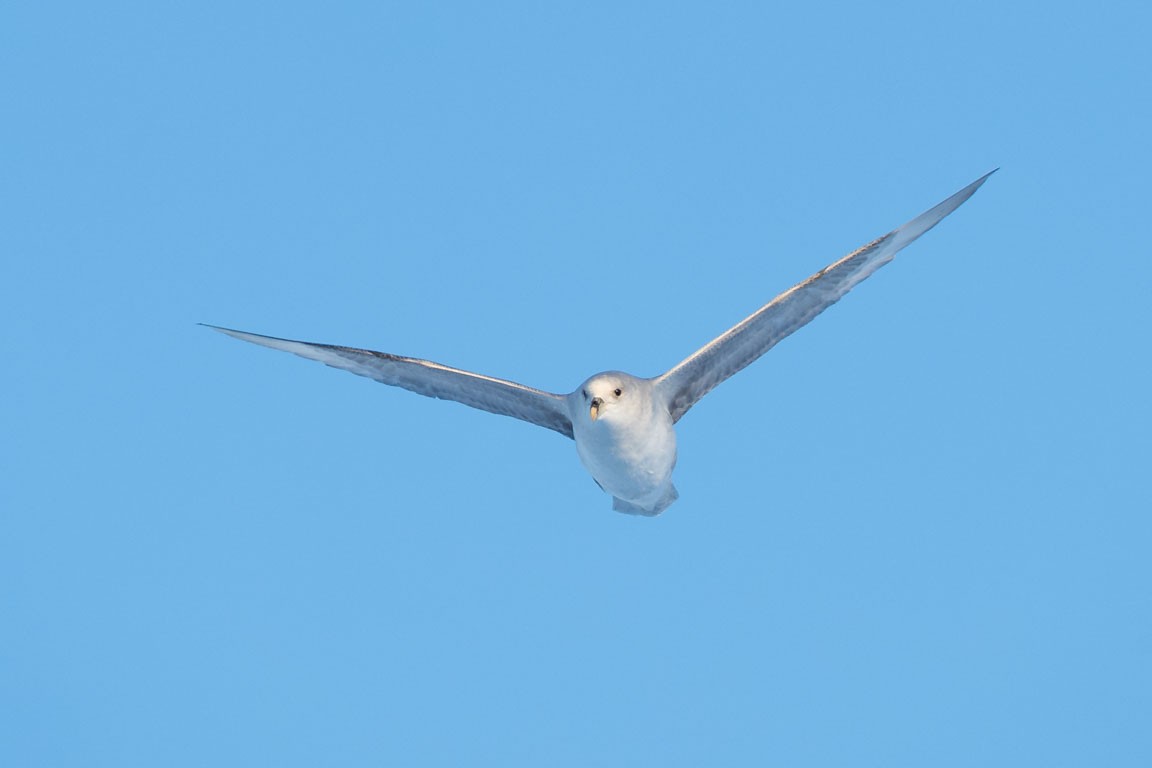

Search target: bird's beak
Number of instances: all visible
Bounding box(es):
[590,397,603,421]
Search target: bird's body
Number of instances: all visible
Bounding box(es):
[569,372,678,515]
[207,172,994,515]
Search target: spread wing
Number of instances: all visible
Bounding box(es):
[655,171,995,423]
[205,325,574,438]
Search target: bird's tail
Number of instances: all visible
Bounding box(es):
[612,484,679,517]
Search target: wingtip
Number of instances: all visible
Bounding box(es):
[946,168,999,205]
[887,169,996,248]
[964,168,998,194]
[962,168,998,196]
[201,323,261,343]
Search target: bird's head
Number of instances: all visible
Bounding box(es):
[576,372,645,424]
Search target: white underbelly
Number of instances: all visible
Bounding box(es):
[575,419,677,504]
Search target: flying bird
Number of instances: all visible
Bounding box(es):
[207,171,994,516]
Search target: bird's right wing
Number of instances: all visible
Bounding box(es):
[205,326,574,439]
[655,171,994,423]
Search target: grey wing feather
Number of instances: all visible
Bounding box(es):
[205,325,574,439]
[655,170,995,423]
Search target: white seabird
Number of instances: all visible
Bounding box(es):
[207,171,994,516]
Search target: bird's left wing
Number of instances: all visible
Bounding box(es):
[205,325,574,438]
[655,171,995,423]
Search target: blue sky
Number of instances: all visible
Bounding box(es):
[2,1,1150,765]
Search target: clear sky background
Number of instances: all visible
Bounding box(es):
[3,2,1150,766]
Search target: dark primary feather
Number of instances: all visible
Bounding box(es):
[204,326,574,439]
[655,171,995,423]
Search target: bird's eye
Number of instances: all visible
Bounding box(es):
[582,389,588,399]
[614,388,622,397]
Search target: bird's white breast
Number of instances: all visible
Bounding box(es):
[571,399,677,507]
